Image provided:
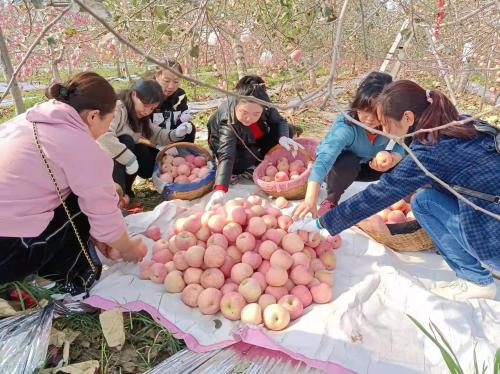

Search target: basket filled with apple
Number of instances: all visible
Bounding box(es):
[140,195,342,331]
[356,196,434,252]
[253,144,314,200]
[153,142,217,201]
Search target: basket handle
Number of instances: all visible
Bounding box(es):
[266,143,312,161]
[156,142,213,163]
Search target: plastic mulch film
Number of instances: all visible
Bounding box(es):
[145,343,326,374]
[0,304,54,374]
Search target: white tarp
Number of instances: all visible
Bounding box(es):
[86,182,500,374]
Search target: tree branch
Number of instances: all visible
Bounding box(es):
[72,0,333,111]
[0,5,71,105]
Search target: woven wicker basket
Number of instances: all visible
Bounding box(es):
[295,137,319,159]
[253,144,313,200]
[154,142,215,201]
[359,222,434,252]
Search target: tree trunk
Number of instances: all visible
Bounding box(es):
[50,47,64,82]
[455,42,473,94]
[232,36,247,79]
[121,44,132,82]
[115,56,123,78]
[0,25,25,114]
[183,56,191,76]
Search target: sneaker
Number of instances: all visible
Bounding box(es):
[318,199,336,216]
[230,175,240,185]
[431,278,497,301]
[240,170,254,180]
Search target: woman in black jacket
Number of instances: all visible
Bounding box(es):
[150,60,195,142]
[206,75,303,209]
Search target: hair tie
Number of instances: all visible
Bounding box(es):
[425,89,433,104]
[59,86,70,99]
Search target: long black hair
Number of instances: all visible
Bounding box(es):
[349,71,393,119]
[118,80,164,138]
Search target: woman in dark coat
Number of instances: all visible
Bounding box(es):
[206,75,302,209]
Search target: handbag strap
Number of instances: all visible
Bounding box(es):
[32,122,97,284]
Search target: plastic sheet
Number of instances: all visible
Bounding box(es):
[0,304,54,373]
[144,343,326,374]
[87,182,500,373]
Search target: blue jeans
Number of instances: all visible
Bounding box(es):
[412,189,493,285]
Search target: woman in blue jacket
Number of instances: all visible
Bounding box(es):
[294,72,405,219]
[292,80,499,302]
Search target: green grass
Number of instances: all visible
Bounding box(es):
[408,314,500,374]
[0,279,184,373]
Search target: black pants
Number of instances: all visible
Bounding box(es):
[0,194,94,284]
[326,151,383,204]
[113,135,159,196]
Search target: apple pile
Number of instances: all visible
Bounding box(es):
[259,157,307,183]
[159,153,210,184]
[141,195,342,331]
[358,198,416,234]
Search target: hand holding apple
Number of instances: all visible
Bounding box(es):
[370,151,393,172]
[120,237,147,263]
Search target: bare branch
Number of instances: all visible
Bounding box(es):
[0,5,71,105]
[424,27,457,105]
[72,0,336,111]
[320,0,351,107]
[358,0,368,59]
[439,1,496,27]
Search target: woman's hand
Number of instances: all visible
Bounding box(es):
[91,237,112,258]
[292,181,320,220]
[119,238,147,263]
[369,151,393,172]
[293,200,318,220]
[279,136,304,157]
[289,217,322,233]
[175,122,193,137]
[206,190,226,211]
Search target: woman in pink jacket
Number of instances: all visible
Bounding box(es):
[0,72,146,293]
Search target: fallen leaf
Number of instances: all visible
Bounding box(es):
[50,327,80,366]
[50,328,80,348]
[99,309,125,349]
[57,360,99,374]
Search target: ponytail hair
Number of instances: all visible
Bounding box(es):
[377,80,476,144]
[46,72,116,115]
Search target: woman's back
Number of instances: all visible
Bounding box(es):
[0,100,123,242]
